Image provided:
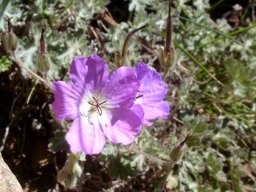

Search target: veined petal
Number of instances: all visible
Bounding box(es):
[53,81,80,120]
[65,117,106,154]
[141,101,170,121]
[65,119,83,152]
[136,62,168,102]
[136,62,150,80]
[70,55,108,93]
[104,106,143,145]
[130,104,151,126]
[104,67,139,107]
[134,62,170,124]
[69,56,88,89]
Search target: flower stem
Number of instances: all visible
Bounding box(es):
[120,24,148,66]
[40,25,46,54]
[10,52,53,90]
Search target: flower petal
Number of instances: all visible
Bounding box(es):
[70,55,108,92]
[134,62,170,123]
[104,66,139,107]
[141,101,170,121]
[65,120,83,152]
[65,117,106,154]
[52,81,81,120]
[136,62,168,102]
[104,106,143,145]
[69,56,88,88]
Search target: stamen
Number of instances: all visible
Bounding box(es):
[92,96,98,103]
[99,100,107,105]
[97,106,103,116]
[136,95,143,99]
[87,97,107,116]
[88,101,94,106]
[80,109,87,117]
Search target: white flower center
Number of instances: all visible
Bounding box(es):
[134,94,143,104]
[79,93,108,125]
[87,96,107,116]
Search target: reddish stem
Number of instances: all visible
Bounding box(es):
[40,26,46,54]
[5,17,13,33]
[165,0,173,54]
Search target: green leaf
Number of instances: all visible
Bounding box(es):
[0,56,12,72]
[207,152,222,175]
[186,136,201,147]
[101,143,117,156]
[0,0,10,20]
[212,134,230,151]
[109,156,136,179]
[193,121,208,133]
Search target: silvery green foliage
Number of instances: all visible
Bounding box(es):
[0,56,11,72]
[103,0,256,191]
[1,0,107,78]
[129,0,155,12]
[1,0,256,191]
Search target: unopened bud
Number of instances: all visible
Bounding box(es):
[161,0,176,70]
[37,53,50,74]
[1,17,17,53]
[36,23,50,76]
[159,46,176,69]
[57,153,83,189]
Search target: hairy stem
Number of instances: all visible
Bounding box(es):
[10,52,53,90]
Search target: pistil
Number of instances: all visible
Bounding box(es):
[88,96,107,116]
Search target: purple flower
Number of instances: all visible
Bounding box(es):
[134,62,169,126]
[53,55,143,154]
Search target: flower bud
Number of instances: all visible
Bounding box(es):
[159,46,176,70]
[57,153,83,189]
[160,0,176,70]
[37,52,50,74]
[1,17,17,53]
[36,24,50,76]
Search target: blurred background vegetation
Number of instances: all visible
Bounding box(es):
[0,0,256,191]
